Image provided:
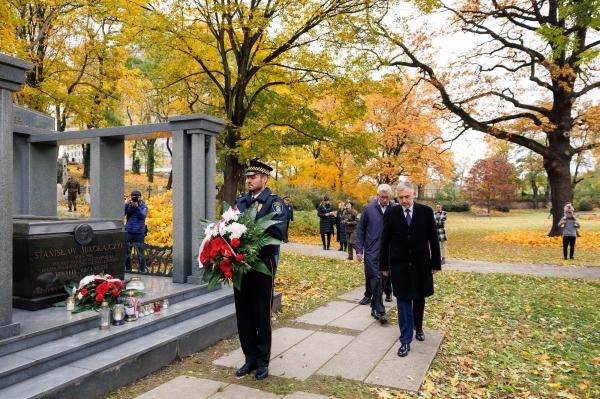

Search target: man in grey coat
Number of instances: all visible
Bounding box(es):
[356,184,394,323]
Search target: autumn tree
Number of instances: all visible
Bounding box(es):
[362,75,453,187]
[126,0,386,203]
[370,0,600,235]
[463,157,517,214]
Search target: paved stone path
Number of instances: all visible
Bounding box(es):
[281,242,600,279]
[135,376,330,399]
[213,287,443,392]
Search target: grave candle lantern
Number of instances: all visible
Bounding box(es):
[99,301,110,330]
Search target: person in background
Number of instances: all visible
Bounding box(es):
[63,175,81,212]
[283,196,294,243]
[317,196,335,250]
[336,202,347,251]
[342,200,358,260]
[125,190,148,272]
[559,209,580,260]
[434,203,448,265]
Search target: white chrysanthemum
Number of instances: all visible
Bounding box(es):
[78,274,96,289]
[204,223,217,237]
[225,222,247,239]
[221,207,241,223]
[77,293,83,300]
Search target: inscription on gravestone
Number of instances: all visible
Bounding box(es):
[12,217,127,310]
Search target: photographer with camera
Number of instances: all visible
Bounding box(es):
[125,190,148,272]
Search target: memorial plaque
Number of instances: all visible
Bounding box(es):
[12,217,126,310]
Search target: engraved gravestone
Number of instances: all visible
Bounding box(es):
[13,216,127,310]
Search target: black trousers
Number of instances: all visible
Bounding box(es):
[364,273,392,298]
[563,236,576,259]
[233,258,274,368]
[367,274,386,316]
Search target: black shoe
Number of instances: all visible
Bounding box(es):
[570,257,574,260]
[255,366,269,380]
[359,296,371,305]
[397,343,410,357]
[378,313,387,324]
[415,330,425,341]
[323,246,326,250]
[235,362,257,377]
[338,247,343,251]
[385,294,392,302]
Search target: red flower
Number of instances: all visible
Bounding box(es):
[115,281,124,289]
[219,259,232,272]
[200,252,209,264]
[224,270,233,279]
[96,283,109,295]
[212,237,225,249]
[96,293,104,302]
[230,238,240,248]
[80,288,88,296]
[209,248,219,258]
[107,282,114,289]
[105,275,113,279]
[235,253,244,263]
[112,288,120,296]
[221,247,232,257]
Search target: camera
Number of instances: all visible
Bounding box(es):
[131,196,139,203]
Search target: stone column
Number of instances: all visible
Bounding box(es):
[171,130,192,283]
[0,54,31,339]
[206,134,217,221]
[186,132,206,285]
[90,137,124,220]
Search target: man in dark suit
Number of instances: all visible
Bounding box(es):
[379,182,441,357]
[234,159,287,380]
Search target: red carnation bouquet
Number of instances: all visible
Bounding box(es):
[198,202,282,290]
[67,273,128,312]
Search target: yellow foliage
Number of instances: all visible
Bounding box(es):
[143,191,173,246]
[484,231,600,250]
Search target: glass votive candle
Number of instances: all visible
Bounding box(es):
[112,303,125,325]
[99,301,110,330]
[66,296,75,312]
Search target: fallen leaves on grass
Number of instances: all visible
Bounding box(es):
[484,231,600,250]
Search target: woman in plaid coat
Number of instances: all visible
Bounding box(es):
[434,203,447,264]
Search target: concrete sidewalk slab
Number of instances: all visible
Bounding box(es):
[365,329,444,392]
[270,331,354,380]
[284,393,330,399]
[317,323,399,381]
[328,304,376,331]
[135,376,225,399]
[214,327,314,368]
[339,287,396,309]
[295,301,356,326]
[210,383,280,399]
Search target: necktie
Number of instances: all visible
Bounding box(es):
[405,209,412,226]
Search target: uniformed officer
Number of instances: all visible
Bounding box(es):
[234,159,287,380]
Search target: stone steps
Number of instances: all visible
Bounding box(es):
[0,303,238,399]
[0,287,234,391]
[0,282,219,358]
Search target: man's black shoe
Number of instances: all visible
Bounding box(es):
[397,343,410,357]
[359,296,371,305]
[378,313,387,324]
[235,362,257,377]
[415,330,425,341]
[385,294,393,302]
[255,366,269,380]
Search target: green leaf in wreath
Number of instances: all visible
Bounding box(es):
[250,260,273,277]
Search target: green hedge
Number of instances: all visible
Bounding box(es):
[438,201,470,212]
[577,200,593,212]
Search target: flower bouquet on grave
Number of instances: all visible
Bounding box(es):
[65,273,141,313]
[198,202,282,290]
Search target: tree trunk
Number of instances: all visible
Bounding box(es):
[145,139,156,183]
[544,156,573,236]
[166,170,172,190]
[222,153,244,204]
[82,144,90,178]
[531,179,539,209]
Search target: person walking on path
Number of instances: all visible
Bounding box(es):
[559,209,580,260]
[283,196,294,243]
[63,175,81,212]
[356,184,395,323]
[342,200,358,260]
[380,181,441,357]
[336,202,347,251]
[434,203,448,265]
[234,159,287,381]
[124,190,148,272]
[317,196,335,250]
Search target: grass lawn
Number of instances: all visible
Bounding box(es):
[289,210,600,267]
[106,253,600,399]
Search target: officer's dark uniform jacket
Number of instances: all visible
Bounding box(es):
[234,187,286,369]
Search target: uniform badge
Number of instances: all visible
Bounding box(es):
[272,201,282,214]
[257,203,263,212]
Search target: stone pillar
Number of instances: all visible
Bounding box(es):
[186,132,206,285]
[171,130,192,283]
[206,134,217,221]
[90,137,124,220]
[0,54,31,339]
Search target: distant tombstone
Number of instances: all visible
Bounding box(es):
[157,185,163,193]
[84,184,91,204]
